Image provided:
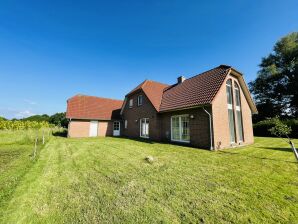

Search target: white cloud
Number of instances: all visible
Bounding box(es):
[15,110,35,118]
[24,99,37,105]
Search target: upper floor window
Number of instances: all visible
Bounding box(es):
[129,99,133,108]
[226,79,236,143]
[137,95,143,106]
[234,83,244,141]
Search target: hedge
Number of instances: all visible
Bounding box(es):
[253,119,298,138]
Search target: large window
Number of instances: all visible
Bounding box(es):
[235,83,244,141]
[226,80,236,143]
[140,118,149,138]
[171,115,190,142]
[137,95,143,106]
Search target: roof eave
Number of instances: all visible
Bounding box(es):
[159,104,212,113]
[228,69,258,114]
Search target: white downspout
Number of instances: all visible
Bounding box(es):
[203,107,214,150]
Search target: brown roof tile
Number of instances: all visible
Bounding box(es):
[159,65,231,112]
[66,95,123,120]
[126,80,169,111]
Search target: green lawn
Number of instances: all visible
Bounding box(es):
[0,132,297,223]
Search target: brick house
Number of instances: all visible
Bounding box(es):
[66,65,257,149]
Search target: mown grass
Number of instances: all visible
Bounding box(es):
[0,133,297,223]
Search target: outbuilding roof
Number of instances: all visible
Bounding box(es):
[66,95,123,120]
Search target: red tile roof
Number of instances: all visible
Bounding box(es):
[66,95,123,120]
[126,80,169,111]
[159,65,231,112]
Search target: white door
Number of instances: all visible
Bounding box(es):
[113,121,120,136]
[89,121,98,137]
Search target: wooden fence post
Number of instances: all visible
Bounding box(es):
[34,137,37,158]
[42,130,45,145]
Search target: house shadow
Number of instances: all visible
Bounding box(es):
[121,136,155,144]
[121,136,211,151]
[52,129,68,137]
[258,147,293,152]
[218,150,296,164]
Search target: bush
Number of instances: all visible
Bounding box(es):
[253,118,298,138]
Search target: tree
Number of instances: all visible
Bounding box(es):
[269,117,298,161]
[0,116,7,121]
[22,114,50,122]
[49,112,68,128]
[249,32,298,121]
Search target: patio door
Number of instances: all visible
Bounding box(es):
[113,121,120,136]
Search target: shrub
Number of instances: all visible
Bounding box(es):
[253,118,298,138]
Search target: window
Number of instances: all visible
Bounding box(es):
[140,118,149,138]
[171,115,190,142]
[129,99,133,108]
[226,80,236,143]
[113,121,120,130]
[235,83,244,141]
[137,95,143,106]
[124,120,128,129]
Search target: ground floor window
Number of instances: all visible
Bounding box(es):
[228,108,236,143]
[171,115,190,142]
[236,110,244,141]
[140,118,149,138]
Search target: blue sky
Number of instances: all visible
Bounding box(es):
[0,0,297,119]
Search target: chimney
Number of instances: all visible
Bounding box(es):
[177,76,186,84]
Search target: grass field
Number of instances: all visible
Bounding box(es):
[0,131,297,223]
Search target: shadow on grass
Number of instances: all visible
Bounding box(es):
[119,136,155,144]
[218,150,296,164]
[52,129,68,137]
[258,147,292,152]
[120,136,210,151]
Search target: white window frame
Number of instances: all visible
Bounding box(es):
[171,114,190,143]
[129,99,133,108]
[227,79,236,144]
[140,118,149,138]
[137,95,143,106]
[235,83,244,142]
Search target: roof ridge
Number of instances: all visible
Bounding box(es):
[182,65,230,83]
[146,79,169,86]
[69,94,123,102]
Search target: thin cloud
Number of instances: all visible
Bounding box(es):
[15,110,35,119]
[24,99,37,105]
[0,108,36,119]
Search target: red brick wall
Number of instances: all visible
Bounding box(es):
[98,121,114,136]
[122,90,161,141]
[68,120,90,138]
[68,120,115,138]
[160,107,212,149]
[212,73,254,149]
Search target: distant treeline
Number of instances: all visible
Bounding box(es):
[0,112,68,128]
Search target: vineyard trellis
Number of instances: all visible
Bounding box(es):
[0,120,53,130]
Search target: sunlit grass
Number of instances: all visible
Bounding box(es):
[0,134,297,223]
